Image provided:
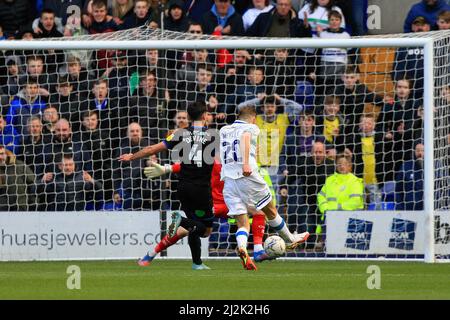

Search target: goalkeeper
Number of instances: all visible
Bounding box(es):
[144,158,275,263]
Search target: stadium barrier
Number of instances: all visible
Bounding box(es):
[326,211,450,258]
[0,211,208,261]
[2,210,448,261]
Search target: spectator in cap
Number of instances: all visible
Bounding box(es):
[411,15,432,32]
[404,0,450,33]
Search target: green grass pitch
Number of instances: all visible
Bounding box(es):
[0,259,449,299]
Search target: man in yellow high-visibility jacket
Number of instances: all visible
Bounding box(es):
[316,154,364,235]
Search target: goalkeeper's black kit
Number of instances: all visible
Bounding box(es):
[163,126,216,227]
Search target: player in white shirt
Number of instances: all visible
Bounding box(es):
[219,106,310,270]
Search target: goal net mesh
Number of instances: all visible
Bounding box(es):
[0,26,449,260]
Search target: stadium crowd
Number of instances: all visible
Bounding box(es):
[1,0,450,249]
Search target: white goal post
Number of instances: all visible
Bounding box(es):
[0,30,447,263]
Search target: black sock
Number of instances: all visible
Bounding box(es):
[180,217,206,237]
[188,233,202,265]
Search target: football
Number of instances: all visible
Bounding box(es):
[264,235,286,257]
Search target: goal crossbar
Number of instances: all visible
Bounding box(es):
[0,34,440,262]
[0,38,432,51]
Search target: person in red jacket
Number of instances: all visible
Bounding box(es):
[144,158,274,262]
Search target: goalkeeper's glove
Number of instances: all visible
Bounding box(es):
[144,162,173,179]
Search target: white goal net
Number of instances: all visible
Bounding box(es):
[0,26,449,262]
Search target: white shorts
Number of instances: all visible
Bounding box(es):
[223,172,272,216]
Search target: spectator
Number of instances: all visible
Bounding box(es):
[65,55,93,94]
[183,0,214,23]
[128,70,170,142]
[226,65,266,116]
[19,55,57,98]
[0,115,22,156]
[22,116,50,178]
[137,49,176,95]
[345,114,394,207]
[16,26,35,40]
[163,0,190,32]
[247,0,311,38]
[83,79,121,142]
[394,16,430,100]
[177,49,212,83]
[317,153,364,235]
[43,118,89,174]
[41,105,59,136]
[111,0,135,25]
[4,56,22,97]
[113,122,155,210]
[0,0,36,38]
[77,110,114,204]
[216,49,253,98]
[38,153,102,211]
[280,112,325,172]
[377,79,420,169]
[297,0,344,79]
[86,0,120,74]
[121,0,156,30]
[31,8,65,75]
[6,77,47,135]
[395,142,424,210]
[172,110,189,131]
[411,105,425,143]
[314,95,346,155]
[298,0,345,36]
[177,63,221,118]
[264,48,297,99]
[437,10,450,29]
[105,50,131,98]
[32,8,64,36]
[42,0,85,26]
[281,140,334,248]
[315,10,350,87]
[403,0,450,33]
[335,65,385,136]
[50,75,82,131]
[82,0,114,30]
[186,21,204,37]
[242,0,274,31]
[0,145,36,211]
[201,0,245,36]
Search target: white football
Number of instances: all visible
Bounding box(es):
[263,235,286,257]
